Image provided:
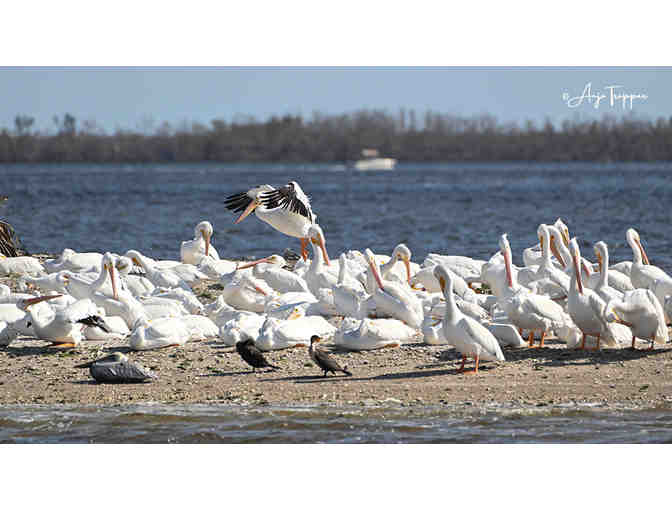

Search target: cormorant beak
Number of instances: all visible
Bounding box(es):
[234,200,259,224]
[24,294,62,308]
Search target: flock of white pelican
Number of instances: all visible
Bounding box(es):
[1,179,671,376]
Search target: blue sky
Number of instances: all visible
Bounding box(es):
[0,67,669,132]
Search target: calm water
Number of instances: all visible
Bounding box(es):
[1,402,672,443]
[2,161,672,443]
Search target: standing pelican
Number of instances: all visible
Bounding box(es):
[434,264,504,373]
[180,220,220,265]
[604,289,668,350]
[75,352,157,383]
[498,233,571,348]
[224,181,319,261]
[627,228,672,289]
[309,335,352,377]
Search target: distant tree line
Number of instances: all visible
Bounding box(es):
[1,109,671,162]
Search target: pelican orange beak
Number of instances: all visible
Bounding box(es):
[24,294,62,308]
[635,238,650,265]
[562,228,570,248]
[367,255,385,290]
[252,284,267,296]
[403,256,412,285]
[237,257,271,270]
[572,251,584,295]
[107,262,118,300]
[503,246,513,288]
[595,251,603,274]
[287,308,302,320]
[202,230,211,257]
[550,236,564,267]
[234,200,259,224]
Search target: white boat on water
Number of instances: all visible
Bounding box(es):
[354,149,397,171]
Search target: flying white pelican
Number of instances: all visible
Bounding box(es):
[434,264,505,373]
[224,181,320,261]
[180,220,220,265]
[604,289,669,350]
[366,248,424,329]
[498,233,572,348]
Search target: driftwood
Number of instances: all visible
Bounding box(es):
[0,219,23,257]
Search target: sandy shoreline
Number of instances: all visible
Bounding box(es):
[2,263,672,410]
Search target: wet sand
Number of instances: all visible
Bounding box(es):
[2,268,672,409]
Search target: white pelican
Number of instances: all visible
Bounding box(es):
[434,264,504,373]
[592,241,624,303]
[220,313,267,346]
[523,218,570,267]
[604,289,668,350]
[380,244,416,284]
[498,233,571,348]
[567,239,629,350]
[627,228,672,289]
[20,272,69,295]
[224,181,320,261]
[44,248,102,274]
[180,314,220,341]
[332,253,370,319]
[0,295,63,344]
[0,255,44,276]
[304,225,337,295]
[255,315,336,351]
[366,248,423,329]
[0,283,37,304]
[128,317,190,350]
[62,252,118,301]
[220,272,274,313]
[125,250,193,291]
[150,287,204,314]
[422,253,485,284]
[115,256,155,297]
[180,220,220,265]
[238,254,309,294]
[334,317,413,350]
[26,297,110,348]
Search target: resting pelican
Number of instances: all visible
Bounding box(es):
[115,256,155,297]
[0,294,64,339]
[128,317,190,350]
[332,253,370,319]
[0,255,44,276]
[224,181,320,261]
[434,264,504,373]
[567,239,628,350]
[63,252,118,301]
[238,254,309,294]
[627,228,672,289]
[334,317,414,350]
[44,248,102,274]
[255,315,336,351]
[604,289,668,350]
[498,233,571,348]
[220,273,273,313]
[181,220,220,265]
[304,225,336,295]
[380,244,416,284]
[76,352,157,383]
[366,249,423,329]
[26,296,110,348]
[125,250,193,291]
